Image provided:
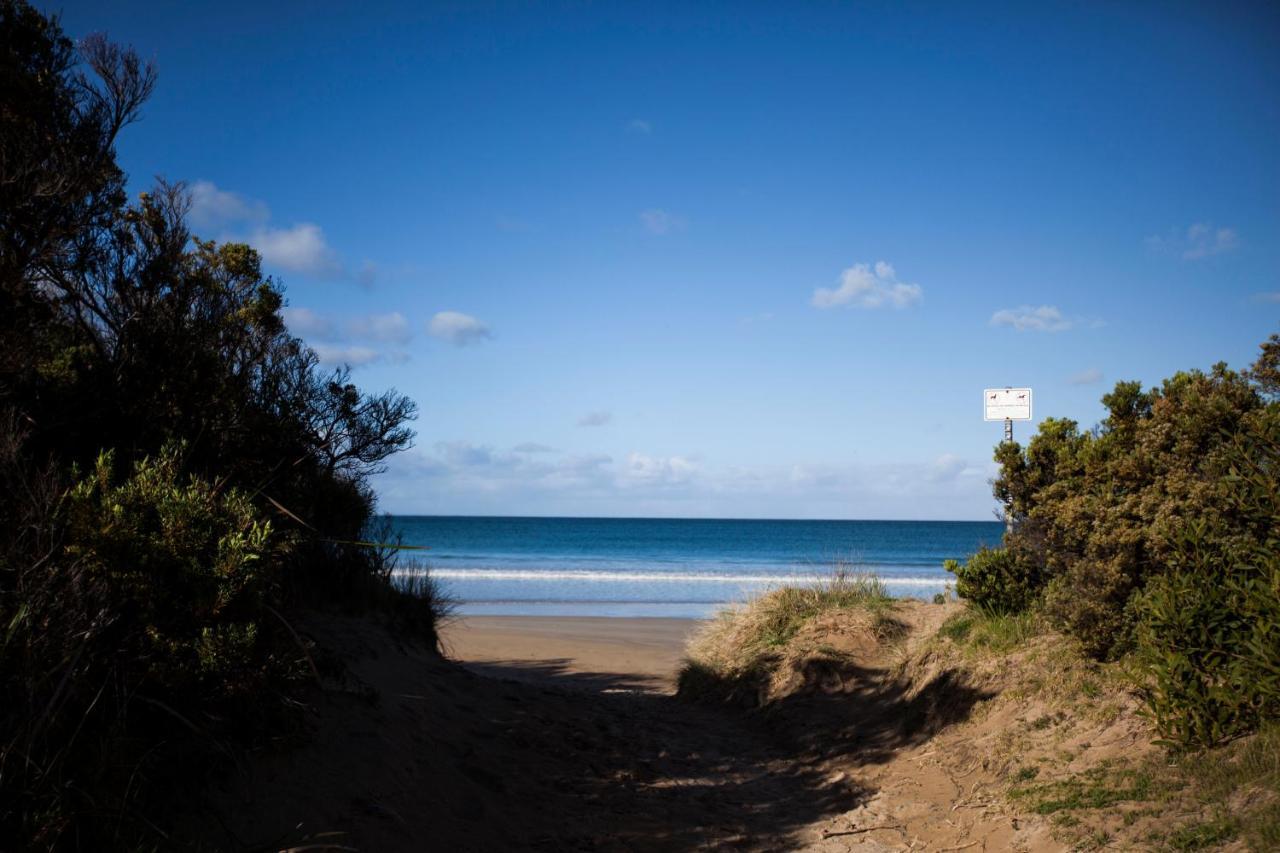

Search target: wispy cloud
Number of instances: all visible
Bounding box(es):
[309,344,381,368]
[639,208,684,235]
[624,452,696,486]
[374,445,995,519]
[577,410,613,427]
[349,312,412,344]
[1068,368,1104,385]
[929,453,970,483]
[282,308,414,367]
[989,305,1074,332]
[1146,222,1240,260]
[280,306,335,339]
[427,311,492,346]
[1253,292,1280,303]
[250,223,343,278]
[627,118,652,134]
[512,442,556,454]
[811,261,922,310]
[188,180,268,229]
[187,180,373,284]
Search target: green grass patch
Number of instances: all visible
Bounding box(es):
[1162,721,1280,850]
[1009,763,1173,815]
[1165,814,1241,851]
[937,607,1040,654]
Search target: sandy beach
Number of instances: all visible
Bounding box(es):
[440,615,700,693]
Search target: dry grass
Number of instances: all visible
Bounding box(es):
[677,570,899,706]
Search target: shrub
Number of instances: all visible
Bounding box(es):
[62,445,294,698]
[0,442,306,847]
[992,360,1267,659]
[944,546,1039,614]
[1136,409,1280,747]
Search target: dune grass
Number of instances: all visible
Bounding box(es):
[677,570,898,705]
[936,607,1041,654]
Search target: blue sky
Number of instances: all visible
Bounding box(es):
[46,0,1280,519]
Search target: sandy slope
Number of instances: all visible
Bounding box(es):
[183,607,1066,852]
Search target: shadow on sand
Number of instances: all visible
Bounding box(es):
[462,657,671,693]
[679,653,998,768]
[446,652,994,850]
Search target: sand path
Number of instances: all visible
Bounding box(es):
[193,612,1056,851]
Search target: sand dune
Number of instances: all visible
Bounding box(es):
[178,606,1065,851]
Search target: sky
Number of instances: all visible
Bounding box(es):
[43,0,1280,520]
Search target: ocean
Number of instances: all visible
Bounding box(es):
[389,516,1002,619]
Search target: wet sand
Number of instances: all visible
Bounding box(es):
[440,615,701,693]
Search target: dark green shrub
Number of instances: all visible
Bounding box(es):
[992,362,1265,658]
[63,445,294,697]
[945,546,1039,614]
[1136,410,1280,747]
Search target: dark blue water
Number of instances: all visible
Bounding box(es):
[389,516,1002,618]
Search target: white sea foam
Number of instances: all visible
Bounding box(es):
[396,568,946,586]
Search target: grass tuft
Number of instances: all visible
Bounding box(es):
[677,569,896,706]
[937,608,1040,654]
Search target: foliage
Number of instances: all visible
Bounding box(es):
[0,3,431,847]
[1135,407,1280,747]
[944,546,1039,614]
[0,435,303,848]
[981,332,1280,747]
[63,445,288,695]
[991,360,1267,659]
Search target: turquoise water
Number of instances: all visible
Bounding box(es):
[389,516,1001,618]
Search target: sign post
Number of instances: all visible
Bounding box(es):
[984,387,1033,532]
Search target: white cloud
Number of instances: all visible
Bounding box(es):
[1146,222,1240,260]
[989,305,1074,332]
[282,306,336,339]
[624,452,696,486]
[250,223,343,278]
[1183,223,1240,259]
[310,344,381,368]
[1253,292,1280,303]
[811,261,923,310]
[188,180,372,284]
[929,454,968,483]
[512,442,556,454]
[1068,368,1104,385]
[428,311,492,346]
[188,180,268,229]
[284,308,414,366]
[627,118,652,134]
[373,446,997,519]
[639,208,684,235]
[435,440,494,467]
[349,312,412,344]
[577,410,613,427]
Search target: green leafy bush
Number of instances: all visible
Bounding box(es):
[993,362,1265,658]
[1136,409,1280,747]
[945,546,1039,614]
[0,5,428,844]
[63,445,292,697]
[982,334,1280,745]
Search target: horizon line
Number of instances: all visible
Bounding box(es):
[378,513,1002,524]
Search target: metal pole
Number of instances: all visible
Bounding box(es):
[1004,417,1014,534]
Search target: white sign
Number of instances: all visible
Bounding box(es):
[984,388,1032,421]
